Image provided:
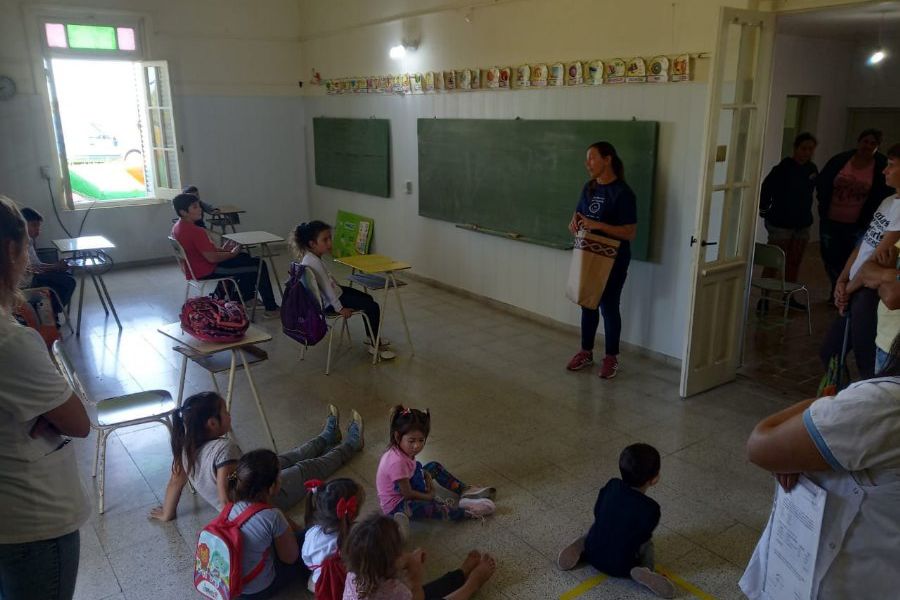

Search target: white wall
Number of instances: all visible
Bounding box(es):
[0,0,310,263]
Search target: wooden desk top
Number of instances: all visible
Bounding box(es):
[334,254,411,274]
[53,236,115,252]
[224,231,284,246]
[158,322,273,354]
[215,205,245,215]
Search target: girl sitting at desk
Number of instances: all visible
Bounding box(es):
[291,220,394,360]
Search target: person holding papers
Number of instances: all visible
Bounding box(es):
[741,335,900,599]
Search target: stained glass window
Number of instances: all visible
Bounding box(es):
[117,27,136,51]
[46,23,67,48]
[44,22,137,52]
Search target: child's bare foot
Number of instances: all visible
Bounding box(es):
[469,553,496,584]
[460,550,481,577]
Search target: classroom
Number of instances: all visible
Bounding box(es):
[1,0,899,599]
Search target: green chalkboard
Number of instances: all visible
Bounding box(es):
[417,119,658,259]
[314,118,390,197]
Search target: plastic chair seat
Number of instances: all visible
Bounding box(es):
[95,390,176,427]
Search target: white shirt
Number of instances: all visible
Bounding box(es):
[301,524,339,584]
[0,317,90,543]
[740,378,900,599]
[300,252,344,312]
[848,194,900,279]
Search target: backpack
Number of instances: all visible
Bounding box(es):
[194,502,271,600]
[313,551,348,600]
[181,296,249,343]
[281,262,328,346]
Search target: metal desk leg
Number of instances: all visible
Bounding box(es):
[90,273,110,315]
[389,273,414,355]
[372,273,391,365]
[238,349,276,451]
[96,275,122,330]
[177,354,188,407]
[262,243,283,303]
[250,246,263,322]
[225,350,237,411]
[75,271,86,337]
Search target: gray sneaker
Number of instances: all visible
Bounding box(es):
[557,536,585,571]
[630,567,676,599]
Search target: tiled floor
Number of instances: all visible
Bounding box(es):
[61,256,797,600]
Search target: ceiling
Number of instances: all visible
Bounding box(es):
[777,1,900,40]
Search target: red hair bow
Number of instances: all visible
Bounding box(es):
[336,496,358,520]
[305,479,324,492]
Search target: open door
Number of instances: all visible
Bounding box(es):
[680,8,775,398]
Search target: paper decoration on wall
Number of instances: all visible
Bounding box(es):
[625,57,647,83]
[549,63,564,86]
[498,67,511,88]
[435,71,445,90]
[445,70,457,90]
[458,69,472,90]
[366,76,379,93]
[380,75,392,92]
[424,71,435,92]
[471,68,481,90]
[484,67,500,89]
[606,59,626,84]
[671,54,690,82]
[566,61,583,86]
[587,60,604,85]
[647,56,669,83]
[515,65,530,88]
[531,63,548,87]
[401,73,411,93]
[325,80,336,94]
[412,73,424,93]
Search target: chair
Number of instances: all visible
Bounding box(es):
[167,236,246,306]
[51,341,176,514]
[297,266,374,375]
[21,286,73,335]
[750,242,812,337]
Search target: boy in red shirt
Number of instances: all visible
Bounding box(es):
[170,194,278,315]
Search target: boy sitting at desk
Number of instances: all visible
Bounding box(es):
[170,193,278,317]
[20,207,76,319]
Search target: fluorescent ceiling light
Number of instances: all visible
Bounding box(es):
[389,45,406,59]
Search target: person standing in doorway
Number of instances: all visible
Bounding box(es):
[758,132,819,312]
[817,129,890,298]
[566,142,637,380]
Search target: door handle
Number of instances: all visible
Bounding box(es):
[700,240,718,247]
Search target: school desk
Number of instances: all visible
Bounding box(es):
[53,235,121,336]
[223,230,284,320]
[158,322,277,451]
[208,205,244,235]
[333,254,414,363]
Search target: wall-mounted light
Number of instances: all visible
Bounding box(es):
[389,38,419,60]
[867,49,886,65]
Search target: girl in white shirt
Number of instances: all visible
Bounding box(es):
[292,221,394,360]
[301,478,364,596]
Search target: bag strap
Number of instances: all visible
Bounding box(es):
[228,502,274,587]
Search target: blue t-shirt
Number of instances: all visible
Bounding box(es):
[575,179,638,259]
[583,478,660,577]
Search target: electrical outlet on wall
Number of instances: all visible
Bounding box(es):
[405,180,413,194]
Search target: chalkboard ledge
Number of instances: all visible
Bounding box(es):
[455,223,573,251]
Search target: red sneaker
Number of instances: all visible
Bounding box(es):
[566,350,594,371]
[599,355,618,379]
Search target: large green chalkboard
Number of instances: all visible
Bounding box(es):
[314,118,390,197]
[417,119,658,259]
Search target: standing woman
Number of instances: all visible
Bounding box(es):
[758,132,819,311]
[566,142,637,379]
[0,196,91,600]
[817,129,890,296]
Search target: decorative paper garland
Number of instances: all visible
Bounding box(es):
[323,53,691,95]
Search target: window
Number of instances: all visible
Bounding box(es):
[40,18,182,208]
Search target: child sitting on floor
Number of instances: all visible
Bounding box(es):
[301,478,364,598]
[557,443,675,598]
[342,513,496,600]
[149,392,363,519]
[376,405,495,521]
[291,220,395,360]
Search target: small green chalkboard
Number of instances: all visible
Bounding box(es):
[314,118,390,197]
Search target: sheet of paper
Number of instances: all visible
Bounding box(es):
[764,475,826,600]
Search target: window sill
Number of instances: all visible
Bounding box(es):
[69,197,171,211]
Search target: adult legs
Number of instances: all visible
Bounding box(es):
[0,529,80,600]
[212,253,277,311]
[785,231,810,284]
[337,285,380,340]
[598,258,629,357]
[580,306,601,352]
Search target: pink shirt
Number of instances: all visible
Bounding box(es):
[376,447,416,514]
[828,160,874,224]
[343,573,412,600]
[171,220,217,279]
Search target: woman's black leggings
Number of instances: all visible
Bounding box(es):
[581,256,630,356]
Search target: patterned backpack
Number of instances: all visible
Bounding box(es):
[180,296,249,343]
[194,502,270,600]
[281,262,328,346]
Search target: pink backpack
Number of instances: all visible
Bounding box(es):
[181,296,249,343]
[194,502,270,600]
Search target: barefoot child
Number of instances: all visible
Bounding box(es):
[150,392,363,519]
[557,443,675,599]
[376,405,495,521]
[342,513,496,600]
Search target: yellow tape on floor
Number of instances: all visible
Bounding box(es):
[558,565,719,600]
